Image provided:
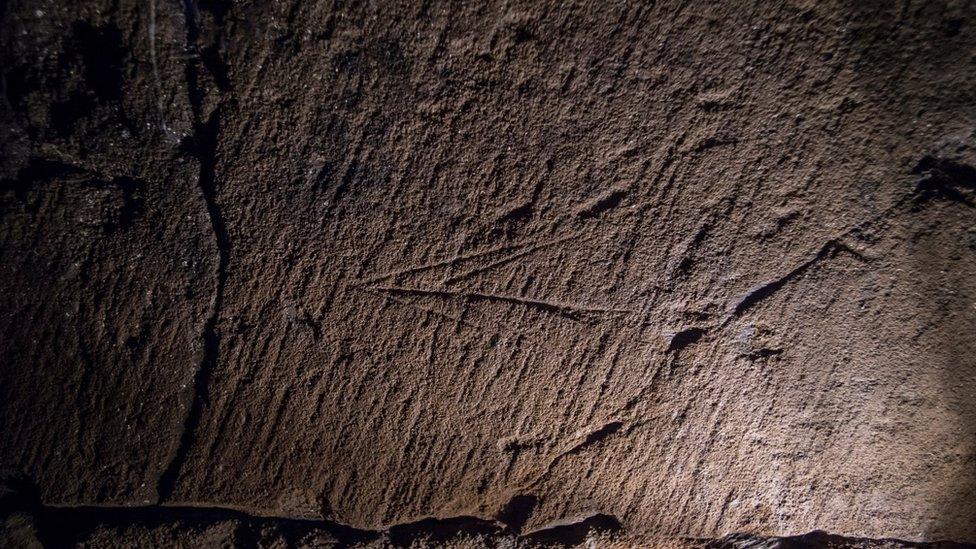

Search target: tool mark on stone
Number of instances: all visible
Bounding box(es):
[496,178,545,224]
[368,290,485,331]
[524,420,626,491]
[690,136,740,153]
[360,231,582,286]
[720,181,954,327]
[498,432,545,479]
[371,285,631,321]
[723,239,855,323]
[576,186,629,218]
[713,178,968,350]
[566,420,624,455]
[442,233,583,285]
[358,242,522,285]
[745,347,784,360]
[73,342,96,453]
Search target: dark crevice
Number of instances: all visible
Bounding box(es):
[496,494,539,534]
[667,327,706,353]
[704,530,972,548]
[746,347,784,360]
[192,0,231,92]
[47,21,132,137]
[16,501,625,548]
[0,158,86,194]
[0,476,597,549]
[522,514,621,546]
[577,421,624,451]
[155,0,230,504]
[0,471,41,516]
[499,200,535,223]
[33,503,377,548]
[3,475,969,548]
[100,176,145,233]
[912,155,976,208]
[387,516,504,546]
[73,22,126,104]
[0,158,145,230]
[27,504,617,548]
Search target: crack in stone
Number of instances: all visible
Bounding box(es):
[1,471,969,548]
[155,0,230,504]
[18,499,622,548]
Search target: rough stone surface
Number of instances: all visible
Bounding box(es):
[2,0,975,546]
